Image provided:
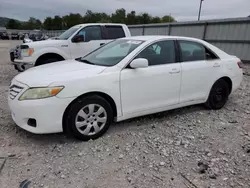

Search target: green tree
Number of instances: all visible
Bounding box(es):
[62,15,69,29]
[43,17,53,30]
[136,13,152,24]
[161,15,176,23]
[151,17,162,23]
[6,19,21,29]
[97,13,111,23]
[41,9,177,30]
[62,13,82,28]
[22,17,42,29]
[83,10,94,23]
[126,11,137,25]
[52,15,63,30]
[111,8,126,23]
[83,10,111,23]
[97,16,111,23]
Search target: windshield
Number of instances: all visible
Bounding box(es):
[58,26,80,40]
[78,39,144,66]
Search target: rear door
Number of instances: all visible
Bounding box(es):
[178,40,222,103]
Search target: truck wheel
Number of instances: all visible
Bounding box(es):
[14,64,26,72]
[36,58,60,66]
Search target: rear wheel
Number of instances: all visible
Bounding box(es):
[205,79,229,110]
[65,95,113,141]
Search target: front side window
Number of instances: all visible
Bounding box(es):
[179,41,206,62]
[77,39,143,66]
[78,26,102,42]
[136,40,176,66]
[58,26,80,40]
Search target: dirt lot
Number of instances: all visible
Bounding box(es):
[0,40,250,188]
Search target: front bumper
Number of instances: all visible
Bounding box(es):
[10,46,20,62]
[10,46,34,66]
[13,57,34,65]
[11,56,34,71]
[8,81,75,134]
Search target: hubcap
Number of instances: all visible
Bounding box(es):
[75,104,107,136]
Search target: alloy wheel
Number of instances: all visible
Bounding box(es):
[75,104,107,136]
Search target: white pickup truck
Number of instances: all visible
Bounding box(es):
[12,23,131,71]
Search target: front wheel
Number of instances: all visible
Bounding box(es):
[36,58,61,66]
[205,79,230,110]
[65,95,113,141]
[14,64,26,72]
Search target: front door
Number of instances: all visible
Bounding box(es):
[69,25,106,58]
[120,40,181,115]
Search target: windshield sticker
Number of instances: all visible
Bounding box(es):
[126,41,142,44]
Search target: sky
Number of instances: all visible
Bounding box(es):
[0,0,249,22]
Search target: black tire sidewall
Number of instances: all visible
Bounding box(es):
[207,80,229,110]
[66,95,113,141]
[15,64,25,72]
[36,58,59,66]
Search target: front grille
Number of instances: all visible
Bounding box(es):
[9,84,24,100]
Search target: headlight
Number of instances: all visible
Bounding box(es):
[21,48,34,57]
[19,87,64,101]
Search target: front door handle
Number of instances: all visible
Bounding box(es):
[100,43,105,46]
[213,63,220,67]
[169,68,180,74]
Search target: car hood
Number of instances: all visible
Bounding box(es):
[14,59,107,87]
[26,39,67,48]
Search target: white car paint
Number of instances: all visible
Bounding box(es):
[8,36,243,134]
[14,23,131,66]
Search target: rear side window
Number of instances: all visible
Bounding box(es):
[179,41,206,62]
[105,26,125,39]
[179,40,218,62]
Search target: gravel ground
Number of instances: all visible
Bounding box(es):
[0,40,250,188]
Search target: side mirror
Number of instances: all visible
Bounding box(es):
[72,35,85,43]
[130,58,148,69]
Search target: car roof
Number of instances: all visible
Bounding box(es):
[74,23,126,27]
[124,35,204,42]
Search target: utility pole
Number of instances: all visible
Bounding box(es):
[198,0,204,21]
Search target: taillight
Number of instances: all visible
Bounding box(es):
[237,61,243,69]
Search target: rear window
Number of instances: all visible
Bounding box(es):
[105,26,125,39]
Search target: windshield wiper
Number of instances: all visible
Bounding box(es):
[78,58,96,65]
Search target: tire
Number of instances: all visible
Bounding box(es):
[14,64,26,72]
[65,95,113,141]
[205,79,229,110]
[36,58,60,66]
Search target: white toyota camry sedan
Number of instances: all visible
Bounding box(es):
[8,36,243,140]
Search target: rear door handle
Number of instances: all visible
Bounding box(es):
[100,43,105,46]
[169,68,180,74]
[213,63,220,67]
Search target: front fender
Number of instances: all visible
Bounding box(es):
[54,72,122,117]
[32,47,70,64]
